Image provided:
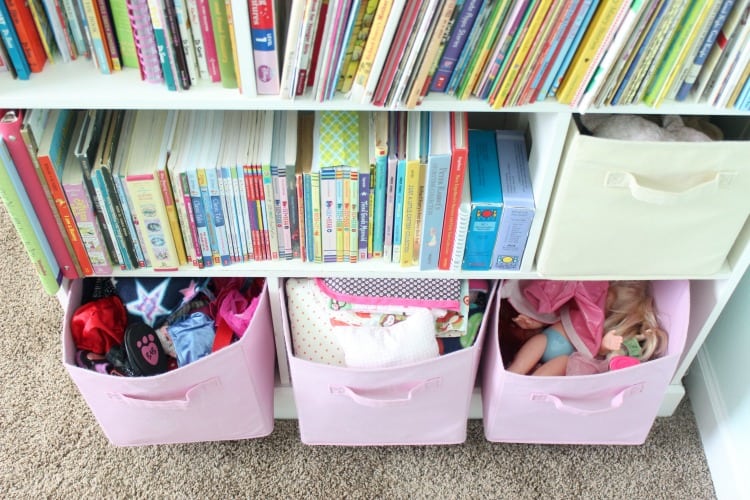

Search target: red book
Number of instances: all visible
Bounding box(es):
[371,0,423,107]
[5,0,47,72]
[0,110,79,279]
[437,112,468,271]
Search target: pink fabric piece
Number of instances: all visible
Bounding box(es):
[216,290,260,338]
[504,280,609,358]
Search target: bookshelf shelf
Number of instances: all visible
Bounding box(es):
[2,0,750,429]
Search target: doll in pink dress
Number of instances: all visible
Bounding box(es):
[502,280,668,376]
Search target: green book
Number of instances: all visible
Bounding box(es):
[109,0,140,69]
[208,0,238,88]
[0,137,61,295]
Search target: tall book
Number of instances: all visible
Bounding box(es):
[110,0,140,69]
[5,0,47,72]
[449,170,471,271]
[0,2,31,79]
[1,110,79,278]
[462,128,502,271]
[431,0,484,92]
[123,110,182,270]
[249,0,281,93]
[554,0,629,105]
[61,117,113,276]
[208,0,237,87]
[399,111,421,266]
[35,110,94,276]
[437,111,468,271]
[490,130,533,271]
[0,133,61,294]
[127,0,164,83]
[418,111,452,271]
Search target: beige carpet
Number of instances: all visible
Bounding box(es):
[0,205,716,499]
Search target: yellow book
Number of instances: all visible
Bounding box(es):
[491,0,557,108]
[399,158,420,267]
[555,0,628,104]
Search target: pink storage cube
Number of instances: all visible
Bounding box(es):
[481,280,689,445]
[62,279,276,447]
[280,279,497,446]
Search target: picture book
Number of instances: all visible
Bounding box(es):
[438,111,468,270]
[462,128,502,271]
[430,0,484,92]
[491,130,533,271]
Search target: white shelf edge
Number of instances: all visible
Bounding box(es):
[4,60,749,115]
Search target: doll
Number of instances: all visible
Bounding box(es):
[503,280,667,376]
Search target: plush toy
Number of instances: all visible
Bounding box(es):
[501,280,668,376]
[578,114,722,142]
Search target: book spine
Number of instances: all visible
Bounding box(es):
[208,0,236,87]
[1,111,79,278]
[163,0,192,88]
[358,169,370,261]
[382,155,397,261]
[261,161,279,259]
[127,0,163,82]
[0,140,61,294]
[677,0,737,100]
[295,0,322,95]
[418,155,450,271]
[63,180,112,275]
[112,170,147,267]
[391,158,405,263]
[437,113,467,271]
[109,0,140,68]
[60,0,90,57]
[320,166,337,262]
[196,0,220,81]
[430,0,483,92]
[81,0,113,72]
[126,175,179,269]
[399,158,420,266]
[41,0,76,62]
[205,167,231,265]
[93,169,133,269]
[174,171,200,266]
[335,166,345,261]
[36,155,94,276]
[96,0,123,70]
[185,167,212,266]
[310,170,322,262]
[295,173,306,261]
[349,0,392,100]
[184,0,210,80]
[146,0,177,88]
[233,165,251,261]
[248,0,280,94]
[5,0,47,72]
[28,0,61,62]
[157,168,188,264]
[0,2,32,79]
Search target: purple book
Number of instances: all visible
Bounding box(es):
[429,0,484,92]
[357,170,370,261]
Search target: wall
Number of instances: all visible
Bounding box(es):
[686,268,750,500]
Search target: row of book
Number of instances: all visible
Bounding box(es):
[0,107,535,293]
[2,0,750,109]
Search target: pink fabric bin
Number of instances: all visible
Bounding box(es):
[481,280,689,445]
[62,279,276,447]
[280,279,497,446]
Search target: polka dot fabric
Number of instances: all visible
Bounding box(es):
[285,278,346,366]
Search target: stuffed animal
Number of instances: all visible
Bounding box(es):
[578,114,723,142]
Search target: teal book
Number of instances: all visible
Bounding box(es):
[462,129,502,271]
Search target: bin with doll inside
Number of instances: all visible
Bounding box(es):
[481,279,689,445]
[61,277,275,446]
[280,277,496,446]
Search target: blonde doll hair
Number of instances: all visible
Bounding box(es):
[602,281,668,362]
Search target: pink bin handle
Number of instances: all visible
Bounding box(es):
[530,383,645,416]
[329,377,442,408]
[106,378,221,410]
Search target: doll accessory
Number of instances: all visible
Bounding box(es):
[622,337,643,357]
[71,295,128,355]
[167,312,216,367]
[113,276,210,328]
[123,322,169,376]
[609,355,641,371]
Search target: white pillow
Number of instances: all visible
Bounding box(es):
[334,308,439,369]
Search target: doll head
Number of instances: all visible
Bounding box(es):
[602,281,668,362]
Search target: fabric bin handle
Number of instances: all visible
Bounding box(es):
[106,377,222,410]
[604,171,736,205]
[530,382,645,416]
[329,377,442,408]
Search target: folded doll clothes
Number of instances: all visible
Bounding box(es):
[500,280,609,359]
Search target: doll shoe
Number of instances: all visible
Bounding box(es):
[123,322,169,376]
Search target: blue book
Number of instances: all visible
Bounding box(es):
[736,71,750,110]
[548,0,600,98]
[447,0,493,95]
[187,166,213,267]
[391,158,406,263]
[418,112,452,271]
[206,167,231,265]
[462,129,502,271]
[491,130,534,271]
[372,152,387,256]
[676,0,736,101]
[0,1,31,79]
[431,0,483,92]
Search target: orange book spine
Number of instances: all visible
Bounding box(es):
[5,0,47,72]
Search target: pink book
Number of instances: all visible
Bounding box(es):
[0,110,80,279]
[196,0,221,81]
[127,0,164,83]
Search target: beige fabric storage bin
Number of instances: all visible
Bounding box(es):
[537,119,750,277]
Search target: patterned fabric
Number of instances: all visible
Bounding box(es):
[316,111,360,167]
[316,277,462,309]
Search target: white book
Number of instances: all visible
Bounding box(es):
[228,0,258,95]
[279,0,308,98]
[185,0,211,80]
[449,171,471,272]
[173,0,200,84]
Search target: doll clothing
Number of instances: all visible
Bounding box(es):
[501,280,609,358]
[541,327,574,363]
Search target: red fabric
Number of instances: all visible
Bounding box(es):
[71,296,127,354]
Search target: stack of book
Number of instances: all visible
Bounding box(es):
[0,107,536,286]
[2,0,749,108]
